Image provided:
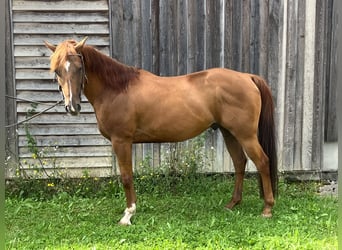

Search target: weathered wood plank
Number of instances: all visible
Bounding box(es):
[14,23,109,35]
[159,1,172,76]
[241,0,251,72]
[17,124,100,136]
[312,0,326,170]
[14,35,110,46]
[12,0,109,11]
[282,0,298,170]
[16,90,68,101]
[268,0,281,97]
[325,0,338,142]
[18,135,109,147]
[5,0,19,167]
[250,0,258,73]
[16,80,60,91]
[231,0,242,71]
[205,0,222,68]
[302,0,316,170]
[19,145,112,158]
[12,167,114,179]
[12,12,108,23]
[15,69,54,79]
[151,0,160,75]
[15,57,50,69]
[293,0,305,170]
[19,157,112,169]
[195,1,205,71]
[140,0,152,71]
[187,0,196,72]
[110,0,125,60]
[177,0,188,74]
[224,0,233,69]
[17,113,98,124]
[258,1,269,78]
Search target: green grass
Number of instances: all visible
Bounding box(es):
[5,176,338,249]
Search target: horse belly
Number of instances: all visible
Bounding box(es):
[133,109,212,143]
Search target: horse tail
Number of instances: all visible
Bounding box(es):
[251,75,278,198]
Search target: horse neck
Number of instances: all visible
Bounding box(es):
[81,46,139,106]
[82,72,106,107]
[81,46,116,106]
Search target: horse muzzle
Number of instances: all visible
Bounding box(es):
[65,103,81,116]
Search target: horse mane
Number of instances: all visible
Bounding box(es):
[49,40,140,92]
[81,45,140,92]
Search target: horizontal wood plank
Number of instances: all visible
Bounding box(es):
[15,57,50,69]
[17,123,100,136]
[18,135,110,147]
[14,35,109,46]
[14,167,114,178]
[12,0,109,11]
[14,23,109,35]
[12,12,109,23]
[17,113,97,125]
[19,145,112,158]
[19,157,112,169]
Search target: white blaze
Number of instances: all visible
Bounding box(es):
[67,79,75,112]
[65,61,71,72]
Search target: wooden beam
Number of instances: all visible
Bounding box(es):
[334,0,342,225]
[0,0,6,245]
[302,0,316,170]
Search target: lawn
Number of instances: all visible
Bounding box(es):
[5,175,338,249]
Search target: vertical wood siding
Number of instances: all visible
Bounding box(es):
[6,0,337,178]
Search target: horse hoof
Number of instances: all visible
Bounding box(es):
[261,213,272,218]
[225,200,241,210]
[118,220,132,226]
[225,205,234,210]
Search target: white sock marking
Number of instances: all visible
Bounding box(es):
[119,203,136,225]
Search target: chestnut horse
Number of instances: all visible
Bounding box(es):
[45,37,278,225]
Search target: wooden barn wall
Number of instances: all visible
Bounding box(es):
[6,0,113,178]
[5,0,337,178]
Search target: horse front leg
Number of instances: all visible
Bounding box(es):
[112,140,137,225]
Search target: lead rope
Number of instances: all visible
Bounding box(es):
[5,98,64,128]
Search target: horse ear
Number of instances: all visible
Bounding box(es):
[44,41,56,52]
[75,36,88,51]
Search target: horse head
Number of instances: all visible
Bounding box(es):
[45,37,88,115]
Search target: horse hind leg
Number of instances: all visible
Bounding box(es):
[220,128,247,210]
[239,136,275,217]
